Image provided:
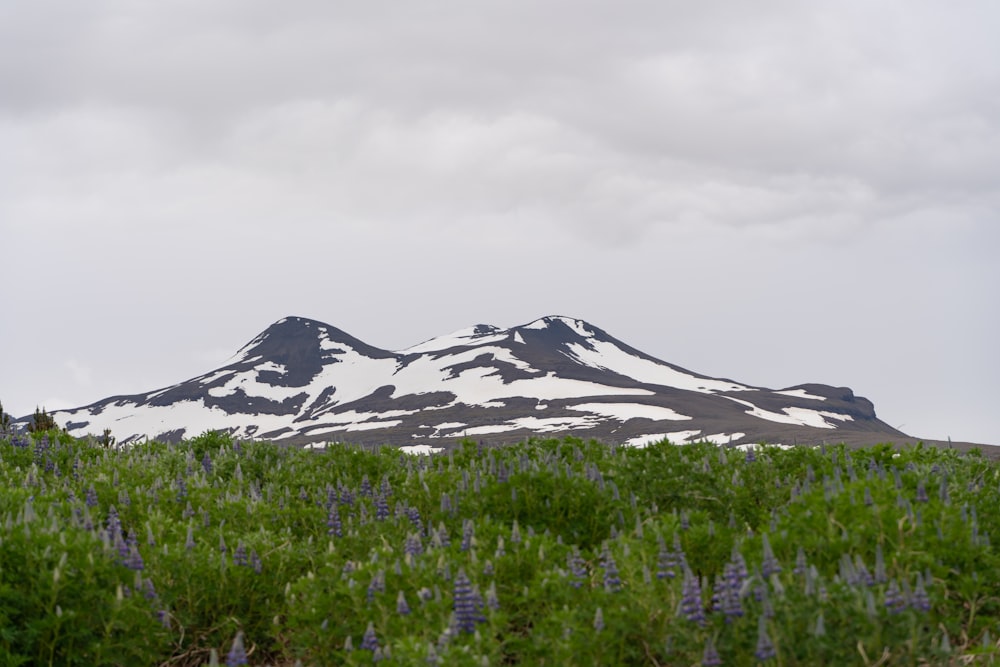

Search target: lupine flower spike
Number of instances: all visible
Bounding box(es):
[225,631,247,667]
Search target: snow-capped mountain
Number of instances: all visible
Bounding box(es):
[40,315,906,448]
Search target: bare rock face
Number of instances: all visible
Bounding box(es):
[38,315,908,448]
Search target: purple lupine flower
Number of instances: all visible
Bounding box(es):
[460,519,474,552]
[106,506,121,534]
[793,547,808,576]
[84,484,97,507]
[406,506,423,532]
[397,590,411,615]
[567,548,587,588]
[404,532,423,557]
[916,480,929,503]
[185,525,196,551]
[219,534,227,556]
[601,545,621,592]
[125,544,144,571]
[375,493,390,521]
[855,554,874,587]
[327,505,343,537]
[701,636,722,667]
[864,486,874,506]
[249,549,262,574]
[885,579,906,614]
[379,476,392,498]
[201,452,213,475]
[745,447,757,463]
[453,568,484,634]
[679,568,706,625]
[367,570,385,602]
[436,522,451,548]
[910,573,931,612]
[511,520,522,545]
[657,537,676,580]
[755,616,777,661]
[485,581,500,610]
[593,607,605,632]
[226,631,248,666]
[233,541,248,567]
[673,533,689,571]
[114,531,130,562]
[360,475,373,497]
[144,578,157,601]
[712,563,744,621]
[175,476,187,502]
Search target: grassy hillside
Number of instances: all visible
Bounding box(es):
[0,429,997,665]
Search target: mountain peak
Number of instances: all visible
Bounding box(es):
[235,316,392,366]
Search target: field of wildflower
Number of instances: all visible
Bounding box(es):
[1,427,998,666]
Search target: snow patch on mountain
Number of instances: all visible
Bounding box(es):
[563,339,751,393]
[624,430,747,448]
[775,388,827,401]
[403,325,506,353]
[723,397,853,429]
[567,402,691,421]
[462,414,602,436]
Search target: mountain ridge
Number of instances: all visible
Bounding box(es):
[24,315,910,448]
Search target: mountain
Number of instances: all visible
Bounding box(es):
[35,315,908,448]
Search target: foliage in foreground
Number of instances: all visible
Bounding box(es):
[0,427,998,666]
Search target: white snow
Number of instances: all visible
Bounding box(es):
[723,397,853,429]
[623,430,747,448]
[398,444,445,455]
[60,399,294,443]
[521,316,592,337]
[462,414,599,436]
[775,388,826,401]
[567,402,692,421]
[330,420,405,433]
[512,331,526,344]
[562,340,751,394]
[703,432,746,444]
[432,422,466,430]
[402,326,506,353]
[386,347,655,408]
[623,430,701,448]
[735,443,795,451]
[206,368,308,401]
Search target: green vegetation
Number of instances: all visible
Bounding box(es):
[26,406,58,434]
[0,427,998,665]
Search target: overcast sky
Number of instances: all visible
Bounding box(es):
[2,1,997,445]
